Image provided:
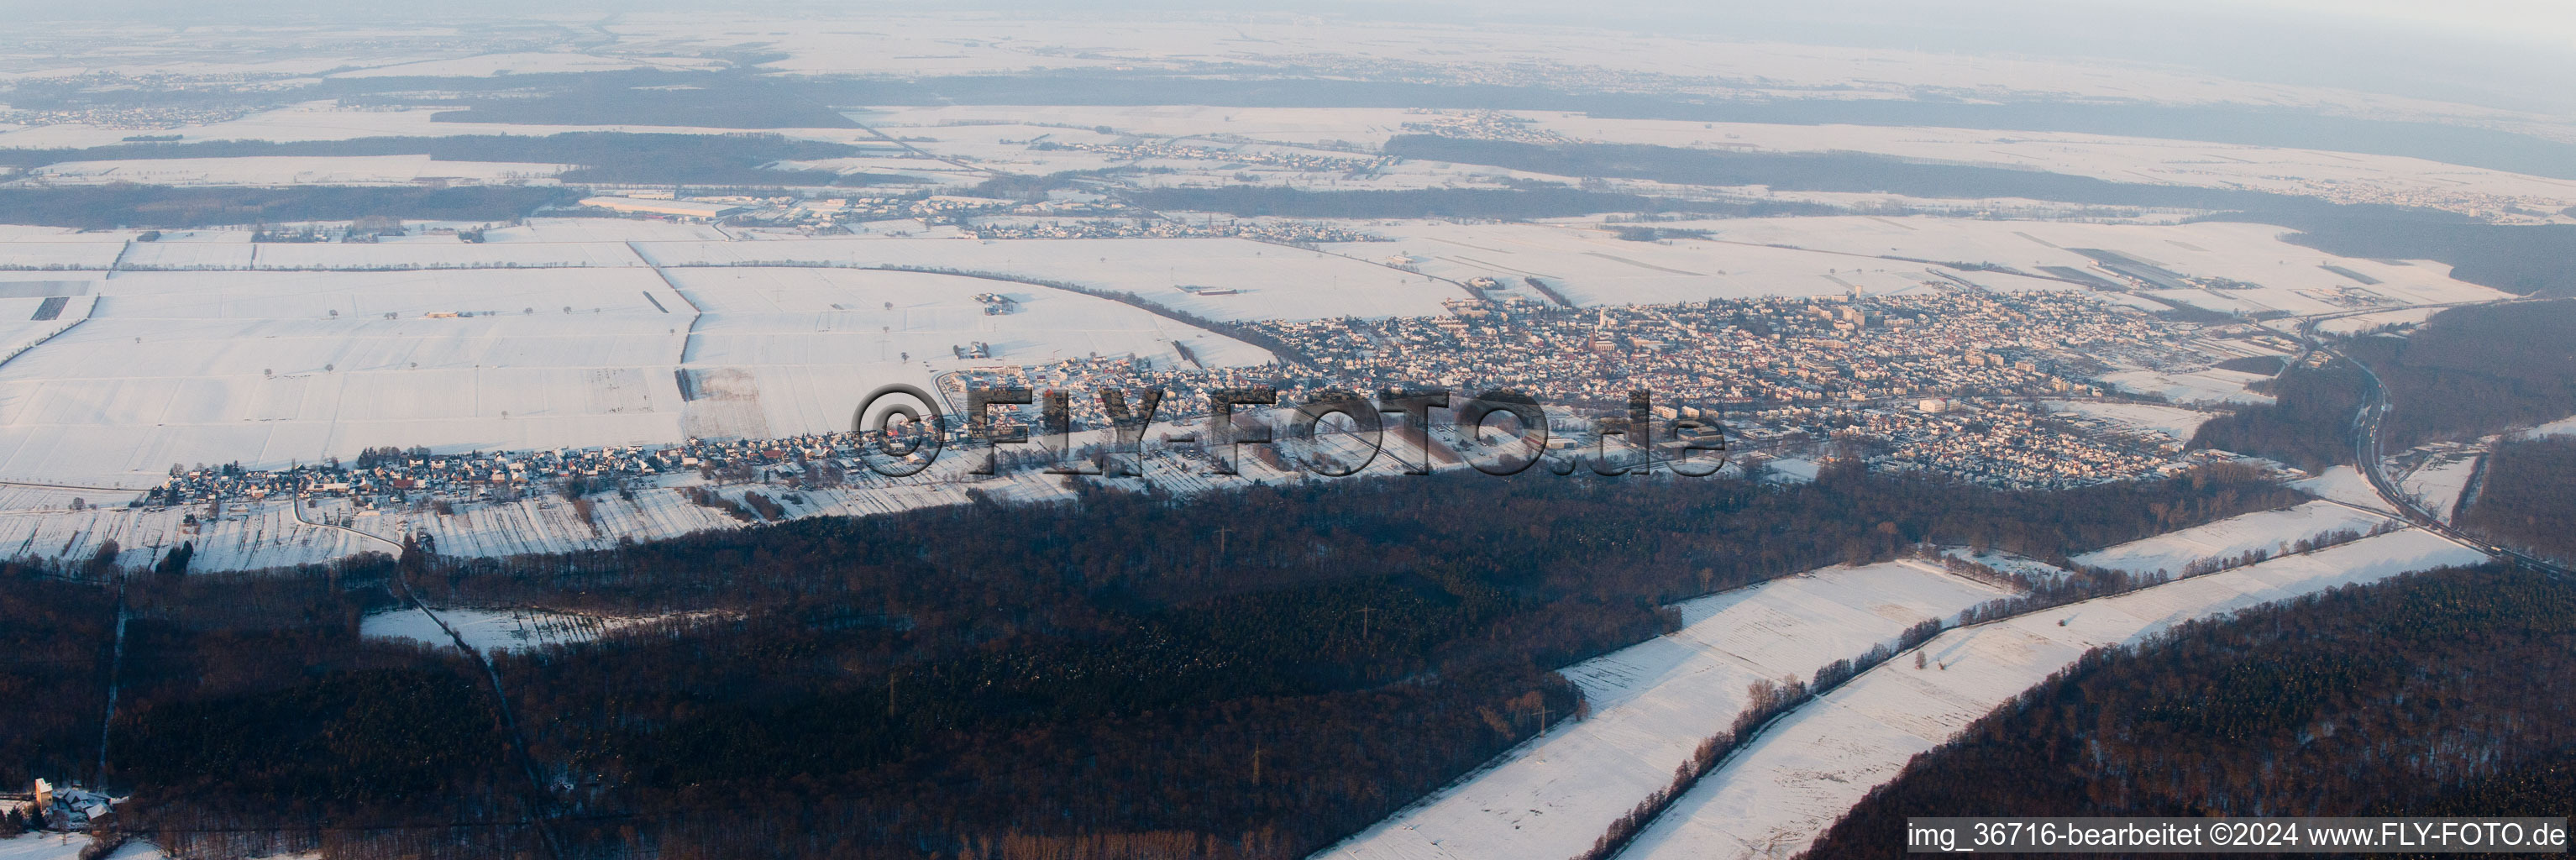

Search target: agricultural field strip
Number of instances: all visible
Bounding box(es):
[2070,500,2395,575]
[2042,400,2221,443]
[0,832,170,860]
[1319,560,2015,860]
[1328,497,2419,860]
[0,259,1282,486]
[1617,527,2491,860]
[2399,456,2484,522]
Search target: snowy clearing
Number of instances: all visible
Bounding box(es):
[2527,415,2576,438]
[1319,560,2013,860]
[1619,527,2490,860]
[2099,367,2274,406]
[1939,548,2074,585]
[2319,306,2444,335]
[2043,400,2221,444]
[1681,218,2511,313]
[2071,500,2396,575]
[1321,221,2071,308]
[0,834,167,860]
[2399,454,2484,522]
[324,51,722,78]
[2290,465,2402,515]
[359,606,709,653]
[632,237,1449,322]
[27,155,569,186]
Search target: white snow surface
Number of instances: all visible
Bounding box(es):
[1939,548,2073,585]
[2319,307,2444,335]
[632,237,1448,322]
[2528,414,2576,438]
[2071,501,2395,575]
[2290,465,2402,515]
[1619,527,2490,860]
[359,606,706,653]
[1320,221,2070,308]
[2400,455,2484,522]
[1318,560,2012,860]
[1658,218,2513,313]
[2044,400,2222,443]
[2098,367,2274,406]
[0,834,166,860]
[28,155,569,186]
[0,261,1267,488]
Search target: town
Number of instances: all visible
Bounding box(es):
[139,287,2241,515]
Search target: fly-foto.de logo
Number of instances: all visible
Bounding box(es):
[847,385,1728,479]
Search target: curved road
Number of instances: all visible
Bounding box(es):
[2285,303,2574,581]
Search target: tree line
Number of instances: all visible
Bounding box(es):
[2459,436,2576,565]
[0,186,574,231]
[1802,563,2576,860]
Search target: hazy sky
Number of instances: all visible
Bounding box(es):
[1403,0,2576,113]
[2251,0,2576,50]
[0,0,2565,113]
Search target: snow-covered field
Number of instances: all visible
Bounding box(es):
[667,265,1267,437]
[864,105,1424,149]
[2044,400,2222,444]
[1940,547,2073,585]
[0,490,380,572]
[239,240,647,270]
[1519,115,2576,219]
[0,834,166,860]
[28,155,569,186]
[0,270,685,487]
[2290,465,2402,515]
[324,51,722,78]
[0,242,124,271]
[1758,456,1822,484]
[2319,306,2446,335]
[484,218,728,244]
[2071,500,2395,574]
[1319,560,2014,860]
[2099,367,2274,406]
[0,253,1272,487]
[1619,527,2490,860]
[1316,217,2506,315]
[2528,414,2576,438]
[1320,221,2065,307]
[633,238,1448,322]
[2400,454,2484,522]
[1674,218,2512,312]
[0,102,884,150]
[359,605,711,653]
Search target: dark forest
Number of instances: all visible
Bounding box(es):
[3,464,2304,859]
[1803,564,2576,860]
